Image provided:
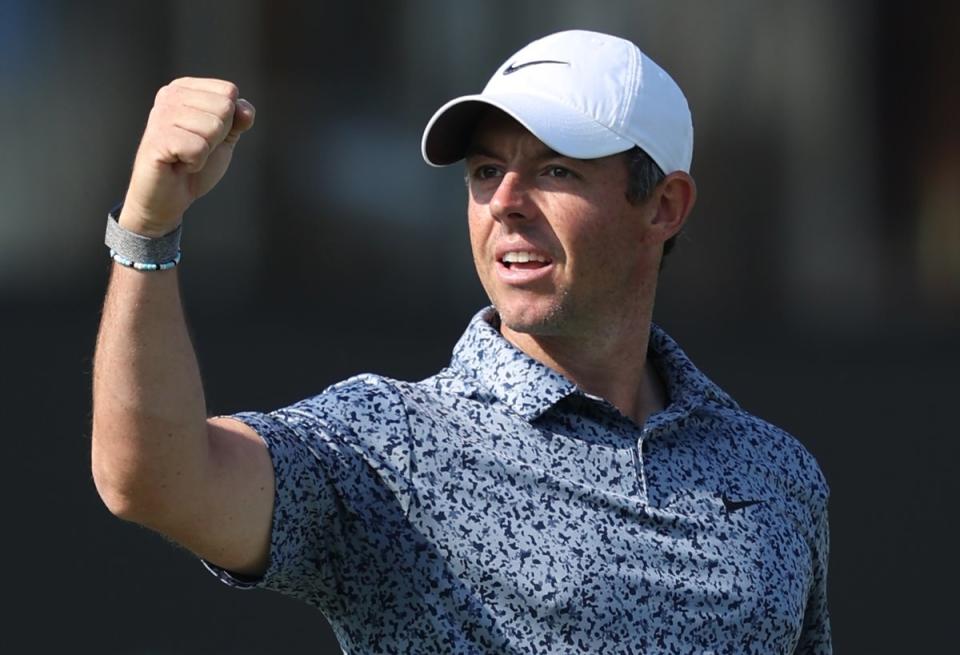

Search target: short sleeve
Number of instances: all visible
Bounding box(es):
[793,503,832,654]
[201,376,415,614]
[202,409,346,605]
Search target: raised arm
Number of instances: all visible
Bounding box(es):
[91,78,273,576]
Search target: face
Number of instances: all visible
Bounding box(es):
[466,111,663,339]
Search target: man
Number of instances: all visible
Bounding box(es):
[92,30,831,654]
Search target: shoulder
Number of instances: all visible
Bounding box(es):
[271,373,411,438]
[275,367,477,436]
[704,403,830,510]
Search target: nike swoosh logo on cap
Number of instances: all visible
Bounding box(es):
[503,60,570,75]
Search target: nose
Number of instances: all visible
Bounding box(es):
[489,171,532,223]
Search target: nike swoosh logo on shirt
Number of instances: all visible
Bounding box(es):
[721,495,765,513]
[503,60,570,75]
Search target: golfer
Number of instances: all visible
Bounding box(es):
[92,30,831,654]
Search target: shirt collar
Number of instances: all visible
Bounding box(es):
[451,307,738,422]
[647,323,739,416]
[451,307,577,421]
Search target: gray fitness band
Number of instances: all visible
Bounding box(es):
[104,204,182,265]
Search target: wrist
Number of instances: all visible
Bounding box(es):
[117,202,182,239]
[105,203,183,271]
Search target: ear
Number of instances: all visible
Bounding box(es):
[649,172,696,244]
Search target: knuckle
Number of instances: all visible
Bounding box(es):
[214,96,235,120]
[194,134,212,159]
[154,84,171,104]
[146,105,172,134]
[155,83,184,107]
[207,114,227,139]
[221,81,239,100]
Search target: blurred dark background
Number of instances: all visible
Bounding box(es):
[2,1,957,652]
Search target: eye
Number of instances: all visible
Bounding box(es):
[545,166,572,178]
[472,165,501,180]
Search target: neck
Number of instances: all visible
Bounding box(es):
[500,311,667,425]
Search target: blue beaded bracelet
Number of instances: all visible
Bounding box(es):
[110,249,181,271]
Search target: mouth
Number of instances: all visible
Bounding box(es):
[498,250,553,270]
[495,250,554,284]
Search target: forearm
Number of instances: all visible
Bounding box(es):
[91,262,210,521]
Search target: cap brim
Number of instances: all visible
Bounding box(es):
[421,92,635,167]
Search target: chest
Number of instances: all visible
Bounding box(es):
[404,405,813,649]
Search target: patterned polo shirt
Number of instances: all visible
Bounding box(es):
[205,307,831,654]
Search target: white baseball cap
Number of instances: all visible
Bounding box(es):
[421,29,693,174]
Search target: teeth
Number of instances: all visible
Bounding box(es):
[502,251,548,264]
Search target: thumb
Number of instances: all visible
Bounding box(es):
[224,98,256,145]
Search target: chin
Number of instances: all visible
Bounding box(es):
[494,299,569,336]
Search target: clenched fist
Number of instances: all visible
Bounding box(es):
[119,78,255,238]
